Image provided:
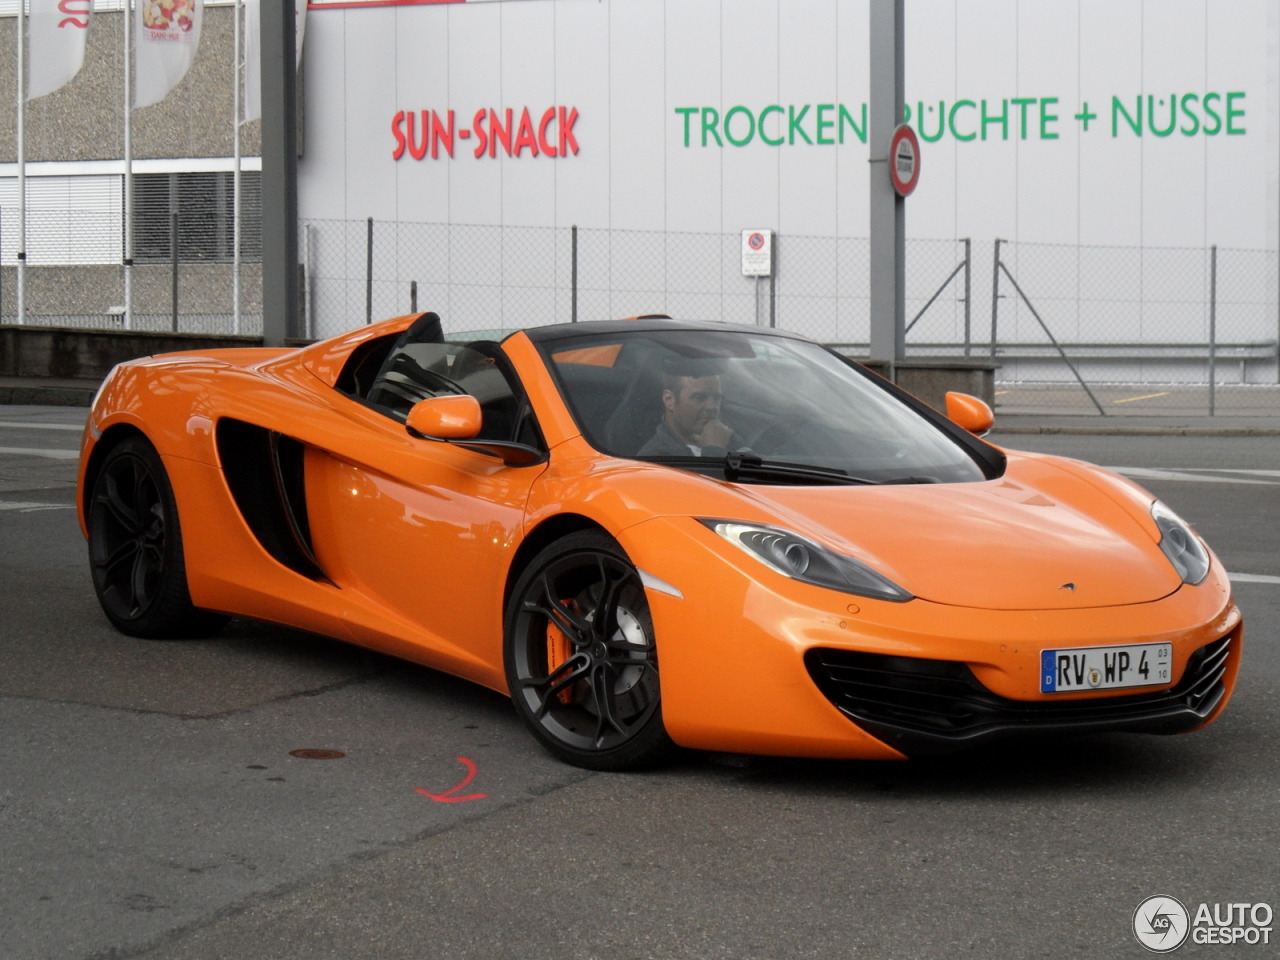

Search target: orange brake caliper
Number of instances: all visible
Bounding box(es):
[546,603,577,704]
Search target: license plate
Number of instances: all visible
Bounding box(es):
[1040,643,1172,693]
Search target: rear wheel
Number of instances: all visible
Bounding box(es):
[87,436,228,639]
[505,530,675,770]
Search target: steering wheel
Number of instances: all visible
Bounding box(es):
[744,415,812,456]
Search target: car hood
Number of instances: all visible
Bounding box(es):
[724,454,1181,610]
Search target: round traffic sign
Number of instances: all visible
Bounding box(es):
[889,124,921,197]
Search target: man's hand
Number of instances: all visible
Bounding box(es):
[696,419,733,449]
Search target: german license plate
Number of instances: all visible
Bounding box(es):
[1040,643,1172,693]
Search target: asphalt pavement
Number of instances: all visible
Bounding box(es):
[2,404,1278,960]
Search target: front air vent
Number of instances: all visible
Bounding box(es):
[805,635,1233,756]
[216,419,327,581]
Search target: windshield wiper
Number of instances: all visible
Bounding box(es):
[637,453,876,486]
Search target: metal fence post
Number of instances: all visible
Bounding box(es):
[365,217,374,325]
[770,233,777,328]
[1209,244,1217,416]
[990,238,1003,358]
[963,237,972,357]
[302,223,314,340]
[171,210,179,332]
[571,224,578,322]
[410,279,418,313]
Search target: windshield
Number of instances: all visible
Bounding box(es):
[540,327,990,485]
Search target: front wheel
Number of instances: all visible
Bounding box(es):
[87,435,229,639]
[504,530,675,770]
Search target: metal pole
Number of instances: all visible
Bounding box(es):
[990,238,1003,358]
[260,0,298,345]
[124,0,134,330]
[868,0,906,370]
[1209,244,1217,416]
[963,237,972,357]
[303,222,314,339]
[906,260,965,334]
[365,216,373,324]
[999,260,1106,416]
[17,0,25,326]
[410,279,417,313]
[770,235,777,328]
[570,224,578,322]
[171,210,179,332]
[232,0,242,335]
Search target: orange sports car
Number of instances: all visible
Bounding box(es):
[77,313,1242,769]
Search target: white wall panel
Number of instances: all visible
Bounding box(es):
[664,0,725,233]
[297,0,1278,254]
[552,1,610,226]
[720,0,781,237]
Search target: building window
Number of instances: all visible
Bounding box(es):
[133,171,262,264]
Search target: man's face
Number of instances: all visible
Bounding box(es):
[663,375,723,444]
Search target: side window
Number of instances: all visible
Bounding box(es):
[366,338,542,448]
[335,333,399,399]
[367,341,459,418]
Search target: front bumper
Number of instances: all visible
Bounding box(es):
[805,630,1237,756]
[619,517,1243,761]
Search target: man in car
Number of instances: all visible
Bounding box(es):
[638,365,746,457]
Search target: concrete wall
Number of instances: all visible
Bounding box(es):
[2,263,263,330]
[859,358,996,413]
[0,7,260,163]
[0,323,992,414]
[0,324,260,381]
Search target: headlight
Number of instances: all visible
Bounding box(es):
[1152,500,1210,585]
[701,520,912,602]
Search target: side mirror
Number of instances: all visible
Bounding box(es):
[406,395,481,440]
[944,391,994,436]
[405,395,545,467]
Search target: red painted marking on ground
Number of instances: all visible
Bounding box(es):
[415,756,488,803]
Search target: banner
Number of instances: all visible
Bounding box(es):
[27,0,92,100]
[135,0,205,108]
[243,0,308,124]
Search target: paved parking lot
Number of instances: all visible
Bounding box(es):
[2,405,1277,960]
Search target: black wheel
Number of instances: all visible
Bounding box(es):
[505,530,675,770]
[87,436,228,639]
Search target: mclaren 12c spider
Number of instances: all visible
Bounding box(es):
[77,313,1242,770]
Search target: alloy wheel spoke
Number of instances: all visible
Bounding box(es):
[589,662,631,745]
[97,537,141,579]
[529,653,590,718]
[129,546,153,611]
[527,572,592,643]
[589,556,629,641]
[602,650,651,670]
[97,472,142,533]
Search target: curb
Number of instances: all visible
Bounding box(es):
[0,383,98,407]
[992,425,1280,437]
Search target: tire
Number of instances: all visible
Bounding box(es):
[87,435,229,639]
[505,530,676,770]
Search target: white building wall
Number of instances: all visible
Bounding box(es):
[299,0,1279,253]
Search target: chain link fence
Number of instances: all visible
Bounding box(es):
[4,200,1278,414]
[990,240,1278,414]
[0,172,263,334]
[301,219,975,350]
